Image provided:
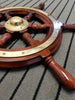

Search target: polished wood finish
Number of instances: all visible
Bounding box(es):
[0,33,12,47]
[22,32,40,46]
[34,3,45,10]
[0,7,3,18]
[0,24,5,32]
[24,3,45,20]
[0,3,75,90]
[62,24,75,31]
[24,12,33,21]
[4,13,12,20]
[0,14,2,18]
[45,56,75,90]
[29,23,50,30]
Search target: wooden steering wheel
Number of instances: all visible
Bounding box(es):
[0,3,75,90]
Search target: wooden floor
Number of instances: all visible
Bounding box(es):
[0,0,75,100]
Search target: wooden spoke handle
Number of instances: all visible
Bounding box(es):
[34,3,45,10]
[24,3,45,20]
[30,24,50,30]
[0,24,5,32]
[22,33,40,46]
[0,7,3,18]
[0,14,2,18]
[0,33,12,47]
[24,12,33,21]
[62,24,75,31]
[45,56,75,89]
[4,13,11,20]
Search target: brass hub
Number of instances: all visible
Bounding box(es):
[5,16,29,31]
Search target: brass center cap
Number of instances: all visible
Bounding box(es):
[10,16,23,26]
[5,16,29,31]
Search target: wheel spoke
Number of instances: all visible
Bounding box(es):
[34,3,45,10]
[0,7,3,18]
[24,3,45,21]
[22,32,40,46]
[0,14,2,19]
[0,33,12,47]
[0,24,5,33]
[4,13,12,20]
[29,23,51,30]
[24,12,33,21]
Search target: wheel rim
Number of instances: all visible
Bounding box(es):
[0,7,62,67]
